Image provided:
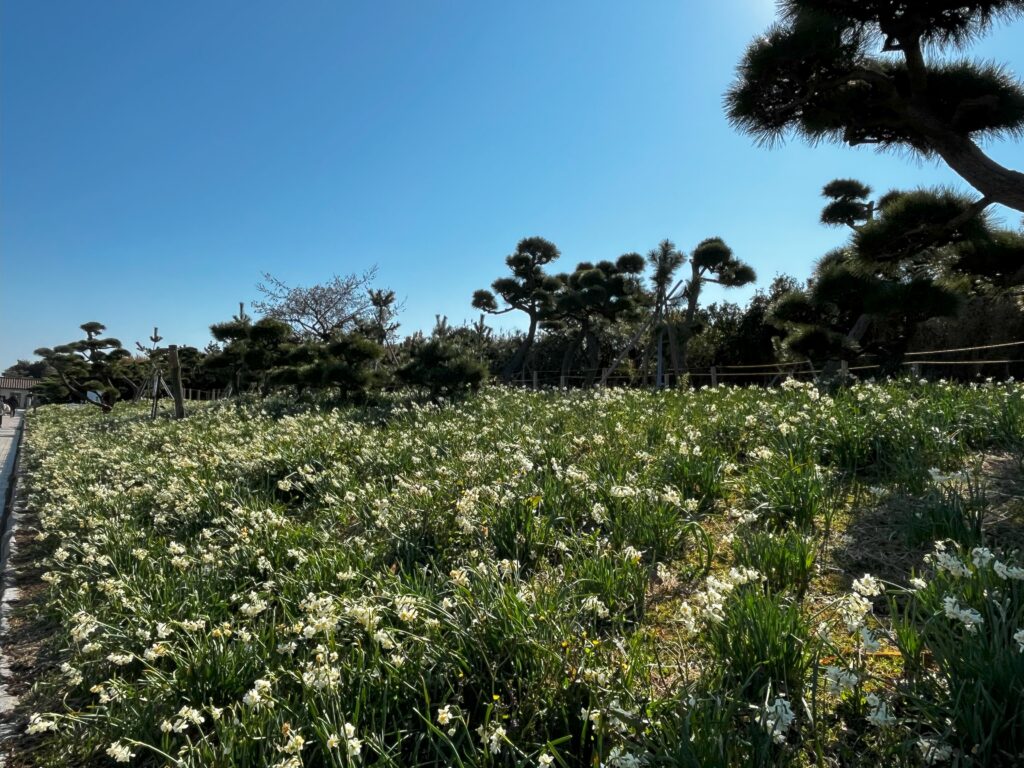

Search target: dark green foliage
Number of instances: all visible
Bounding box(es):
[726,0,1024,214]
[820,179,874,227]
[205,310,384,399]
[472,237,563,380]
[274,334,385,396]
[853,188,993,264]
[785,1,1024,46]
[398,339,486,398]
[205,317,294,393]
[733,529,817,599]
[767,181,1014,370]
[33,322,131,410]
[2,358,52,379]
[704,586,815,701]
[769,290,819,327]
[549,253,648,385]
[890,547,1024,766]
[785,324,850,360]
[686,276,798,378]
[674,237,757,375]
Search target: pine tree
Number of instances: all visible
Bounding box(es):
[548,253,647,386]
[726,0,1024,217]
[676,238,757,377]
[398,339,487,399]
[33,322,131,411]
[765,178,1024,370]
[472,237,563,381]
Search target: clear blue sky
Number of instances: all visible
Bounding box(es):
[2,1,1023,369]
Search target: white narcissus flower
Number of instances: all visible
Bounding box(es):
[343,723,362,756]
[865,693,896,727]
[760,697,795,744]
[918,737,953,764]
[852,574,883,597]
[25,714,58,734]
[942,596,984,632]
[970,547,994,568]
[105,742,134,763]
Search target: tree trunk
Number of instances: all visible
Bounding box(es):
[930,137,1024,214]
[902,105,1024,214]
[583,329,601,388]
[675,265,703,382]
[560,329,584,385]
[665,323,682,384]
[677,327,692,382]
[502,316,537,382]
[640,331,654,386]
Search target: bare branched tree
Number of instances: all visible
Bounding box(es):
[253,267,379,341]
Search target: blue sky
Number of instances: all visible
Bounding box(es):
[2,1,1023,369]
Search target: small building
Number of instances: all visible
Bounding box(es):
[0,376,40,409]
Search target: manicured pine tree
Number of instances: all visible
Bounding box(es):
[676,238,757,377]
[726,0,1024,219]
[548,253,647,387]
[472,237,562,381]
[33,322,131,411]
[206,316,293,394]
[397,338,487,399]
[765,178,1024,371]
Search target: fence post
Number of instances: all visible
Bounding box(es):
[710,366,718,387]
[840,360,849,383]
[532,370,538,390]
[910,362,921,378]
[168,345,186,420]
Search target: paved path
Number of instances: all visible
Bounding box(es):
[0,411,24,756]
[0,412,20,513]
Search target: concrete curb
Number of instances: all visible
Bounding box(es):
[0,415,26,755]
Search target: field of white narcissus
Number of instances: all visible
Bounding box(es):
[14,380,1024,767]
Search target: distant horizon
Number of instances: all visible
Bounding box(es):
[3,0,1023,370]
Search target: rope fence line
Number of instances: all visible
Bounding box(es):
[902,359,1018,366]
[711,360,807,370]
[509,339,1024,388]
[903,340,1024,356]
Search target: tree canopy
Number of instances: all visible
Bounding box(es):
[33,322,131,411]
[472,236,563,381]
[726,0,1024,215]
[253,268,383,341]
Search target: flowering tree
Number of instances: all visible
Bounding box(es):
[253,268,382,342]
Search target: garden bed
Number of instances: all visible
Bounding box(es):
[5,381,1024,767]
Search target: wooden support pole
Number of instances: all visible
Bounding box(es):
[532,370,538,390]
[168,345,186,419]
[710,366,718,387]
[840,360,849,383]
[150,370,160,420]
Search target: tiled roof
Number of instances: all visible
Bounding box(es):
[0,376,41,390]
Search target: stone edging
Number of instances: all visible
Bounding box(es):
[0,418,27,754]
